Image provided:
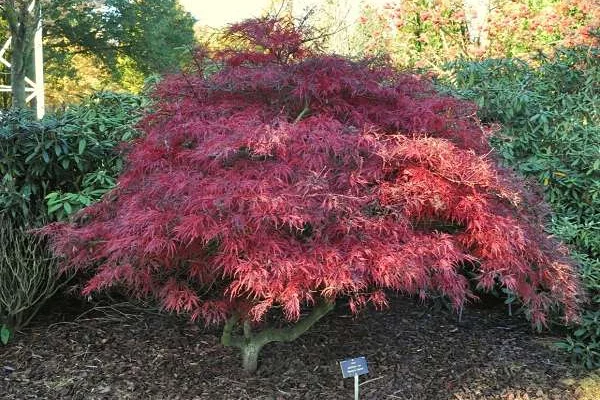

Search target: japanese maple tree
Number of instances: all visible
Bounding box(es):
[43,18,581,372]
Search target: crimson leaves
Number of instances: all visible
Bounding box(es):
[43,18,580,328]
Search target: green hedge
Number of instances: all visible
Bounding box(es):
[0,91,148,225]
[439,45,600,367]
[0,91,147,343]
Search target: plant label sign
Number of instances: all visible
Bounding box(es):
[340,356,368,378]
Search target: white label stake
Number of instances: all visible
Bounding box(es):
[340,356,368,399]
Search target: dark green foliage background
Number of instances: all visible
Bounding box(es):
[439,45,600,368]
[45,0,196,78]
[0,91,147,225]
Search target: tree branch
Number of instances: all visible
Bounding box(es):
[243,319,252,339]
[3,3,19,34]
[221,299,335,349]
[220,313,243,348]
[293,104,310,123]
[253,299,335,347]
[220,299,335,373]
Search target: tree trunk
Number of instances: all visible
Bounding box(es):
[241,342,263,373]
[462,0,491,50]
[3,1,40,110]
[221,299,335,373]
[11,33,27,109]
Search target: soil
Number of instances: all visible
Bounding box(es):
[0,294,590,400]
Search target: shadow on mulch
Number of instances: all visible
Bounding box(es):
[0,294,589,399]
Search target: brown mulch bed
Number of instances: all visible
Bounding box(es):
[0,295,586,399]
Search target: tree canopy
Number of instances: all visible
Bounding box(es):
[43,18,581,372]
[0,0,196,108]
[45,0,196,76]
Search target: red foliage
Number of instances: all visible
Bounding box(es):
[43,18,580,327]
[371,0,599,66]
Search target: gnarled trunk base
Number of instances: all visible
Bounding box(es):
[221,299,335,373]
[241,342,263,373]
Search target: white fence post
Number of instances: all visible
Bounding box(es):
[34,3,45,119]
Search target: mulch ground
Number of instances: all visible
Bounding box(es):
[0,294,590,399]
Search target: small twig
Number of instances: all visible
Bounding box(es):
[293,104,310,123]
[46,321,86,331]
[359,375,385,387]
[73,301,159,323]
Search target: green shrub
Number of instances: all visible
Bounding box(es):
[440,46,599,257]
[0,218,64,343]
[0,91,147,225]
[438,44,600,367]
[555,310,600,369]
[0,92,147,343]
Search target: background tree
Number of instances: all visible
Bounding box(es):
[43,18,581,373]
[45,0,196,77]
[0,0,196,108]
[0,0,42,109]
[462,0,490,50]
[0,16,10,108]
[351,0,599,68]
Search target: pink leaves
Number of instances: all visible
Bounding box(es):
[160,279,200,314]
[223,18,308,64]
[43,18,580,328]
